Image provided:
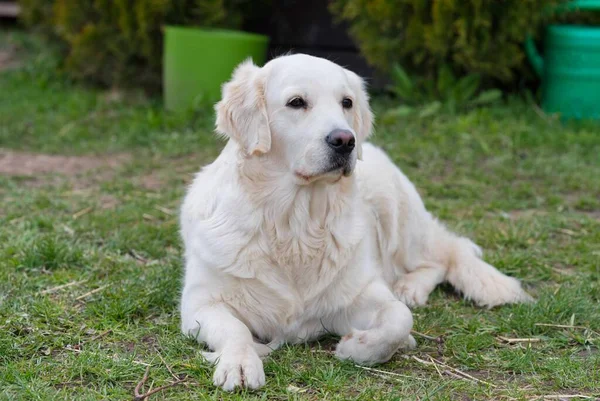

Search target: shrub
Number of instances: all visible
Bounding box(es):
[382,63,502,120]
[329,0,598,86]
[18,0,259,91]
[19,0,55,33]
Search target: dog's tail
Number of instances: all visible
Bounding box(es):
[436,226,534,308]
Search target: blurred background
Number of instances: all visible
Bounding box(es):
[3,0,600,114]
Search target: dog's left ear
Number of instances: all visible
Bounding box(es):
[215,59,271,156]
[345,70,374,160]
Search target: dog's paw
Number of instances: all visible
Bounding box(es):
[212,345,265,391]
[474,275,534,308]
[400,334,417,351]
[393,279,430,307]
[335,330,406,365]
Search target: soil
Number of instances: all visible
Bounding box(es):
[0,45,19,71]
[0,149,128,177]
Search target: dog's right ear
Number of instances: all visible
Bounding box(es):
[215,60,271,156]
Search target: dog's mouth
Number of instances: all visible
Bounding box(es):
[295,170,347,184]
[324,165,353,177]
[295,158,354,183]
[327,155,354,176]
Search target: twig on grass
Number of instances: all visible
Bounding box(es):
[427,355,444,379]
[411,330,438,342]
[535,323,589,329]
[535,323,600,338]
[128,249,149,264]
[40,279,88,295]
[411,355,496,388]
[75,285,108,301]
[498,336,542,344]
[530,395,597,400]
[553,284,563,295]
[72,207,93,219]
[354,365,423,381]
[155,349,179,381]
[411,330,445,356]
[145,380,154,401]
[133,366,187,401]
[143,213,157,221]
[154,205,175,216]
[442,369,464,381]
[556,228,579,237]
[89,329,112,342]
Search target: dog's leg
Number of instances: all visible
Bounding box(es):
[333,280,415,365]
[443,236,534,308]
[181,298,265,391]
[393,262,446,307]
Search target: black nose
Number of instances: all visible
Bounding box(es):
[325,129,355,155]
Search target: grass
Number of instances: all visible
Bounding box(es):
[1,30,599,401]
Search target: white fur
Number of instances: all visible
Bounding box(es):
[180,54,533,391]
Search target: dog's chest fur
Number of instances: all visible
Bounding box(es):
[222,178,370,339]
[182,153,376,341]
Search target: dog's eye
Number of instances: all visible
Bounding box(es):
[287,97,306,109]
[342,98,353,109]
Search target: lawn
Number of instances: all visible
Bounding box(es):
[1,30,599,401]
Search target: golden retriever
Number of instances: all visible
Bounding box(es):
[179,54,532,391]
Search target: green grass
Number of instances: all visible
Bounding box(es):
[1,30,599,401]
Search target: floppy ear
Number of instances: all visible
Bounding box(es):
[215,59,271,156]
[344,70,374,160]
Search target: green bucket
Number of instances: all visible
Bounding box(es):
[163,26,269,111]
[525,0,600,120]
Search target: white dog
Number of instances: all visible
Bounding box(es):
[179,54,532,391]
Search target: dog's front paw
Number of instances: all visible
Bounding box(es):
[212,345,265,391]
[401,334,417,351]
[335,330,411,366]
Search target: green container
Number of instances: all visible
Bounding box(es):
[525,0,600,119]
[164,26,269,111]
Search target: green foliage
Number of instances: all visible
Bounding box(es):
[15,236,84,271]
[18,0,257,91]
[19,0,55,32]
[383,63,502,121]
[329,0,584,85]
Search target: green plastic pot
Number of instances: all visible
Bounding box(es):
[164,26,269,111]
[525,0,600,120]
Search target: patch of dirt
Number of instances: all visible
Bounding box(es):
[581,211,600,222]
[137,173,165,191]
[98,194,120,209]
[134,153,206,191]
[508,209,549,220]
[118,335,158,354]
[576,348,599,358]
[0,45,20,71]
[121,341,136,353]
[0,149,129,177]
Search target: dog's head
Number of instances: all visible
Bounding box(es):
[215,54,373,184]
